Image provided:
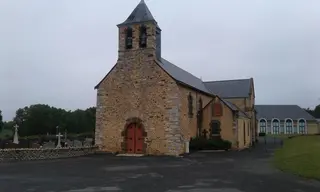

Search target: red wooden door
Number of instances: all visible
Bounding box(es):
[126,123,144,154]
[134,125,144,154]
[126,124,135,153]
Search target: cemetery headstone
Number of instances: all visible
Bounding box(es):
[64,139,72,148]
[84,138,93,147]
[30,142,41,148]
[43,141,55,149]
[73,140,83,148]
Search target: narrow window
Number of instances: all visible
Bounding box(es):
[139,25,147,48]
[197,97,203,134]
[198,97,203,111]
[211,102,214,117]
[210,120,221,135]
[298,119,306,134]
[272,119,280,135]
[285,119,293,134]
[125,27,133,49]
[213,103,223,116]
[243,122,246,144]
[188,93,193,118]
[259,119,266,133]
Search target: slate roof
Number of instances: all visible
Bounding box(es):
[204,79,252,98]
[222,99,248,118]
[255,105,316,121]
[159,58,212,95]
[118,0,156,26]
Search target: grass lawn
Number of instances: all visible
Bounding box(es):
[0,129,13,139]
[273,135,320,180]
[266,134,301,139]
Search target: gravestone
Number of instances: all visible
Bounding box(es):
[4,142,19,149]
[18,139,30,148]
[64,139,72,148]
[30,142,41,148]
[43,141,55,149]
[83,138,93,147]
[73,140,82,148]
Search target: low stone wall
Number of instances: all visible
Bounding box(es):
[0,146,98,162]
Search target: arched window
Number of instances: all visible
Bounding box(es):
[188,93,193,118]
[298,119,306,134]
[198,97,203,111]
[285,119,293,134]
[213,103,223,117]
[125,27,133,49]
[197,97,203,132]
[259,119,266,133]
[272,119,280,135]
[139,25,147,48]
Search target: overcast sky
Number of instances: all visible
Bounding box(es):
[0,0,319,121]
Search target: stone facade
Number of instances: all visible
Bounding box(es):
[94,1,256,156]
[178,86,213,140]
[95,22,184,156]
[0,147,97,162]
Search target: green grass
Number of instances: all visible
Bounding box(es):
[273,135,320,180]
[0,129,13,139]
[266,134,302,139]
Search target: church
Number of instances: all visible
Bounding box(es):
[94,0,257,156]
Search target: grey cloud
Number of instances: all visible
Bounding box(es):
[0,0,319,120]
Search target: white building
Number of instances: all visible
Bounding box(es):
[256,105,319,135]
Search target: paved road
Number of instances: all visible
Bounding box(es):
[0,141,319,192]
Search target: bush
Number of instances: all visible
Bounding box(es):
[259,132,266,137]
[189,137,232,151]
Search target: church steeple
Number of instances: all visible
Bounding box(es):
[117,0,162,60]
[118,0,157,26]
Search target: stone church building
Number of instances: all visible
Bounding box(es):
[94,0,257,156]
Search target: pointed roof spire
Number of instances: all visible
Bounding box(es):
[118,0,156,26]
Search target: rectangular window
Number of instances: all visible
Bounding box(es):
[213,103,223,116]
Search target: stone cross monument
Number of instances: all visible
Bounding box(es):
[56,126,62,148]
[13,124,19,144]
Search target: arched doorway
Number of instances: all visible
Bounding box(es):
[121,118,147,154]
[126,123,144,153]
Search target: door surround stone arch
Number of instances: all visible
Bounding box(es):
[121,117,147,154]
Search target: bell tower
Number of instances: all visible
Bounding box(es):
[117,0,162,61]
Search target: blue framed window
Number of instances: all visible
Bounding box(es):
[259,119,266,133]
[298,119,306,134]
[285,119,293,134]
[272,120,280,134]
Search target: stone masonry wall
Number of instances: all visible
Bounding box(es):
[0,147,97,162]
[95,23,183,156]
[178,86,213,141]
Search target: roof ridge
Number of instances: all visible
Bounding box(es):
[204,78,251,83]
[159,58,213,95]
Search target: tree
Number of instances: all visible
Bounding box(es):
[0,110,3,131]
[304,105,320,118]
[11,104,96,136]
[314,105,320,118]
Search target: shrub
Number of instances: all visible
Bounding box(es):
[189,137,232,151]
[259,132,266,137]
